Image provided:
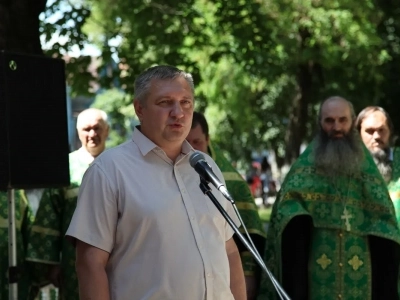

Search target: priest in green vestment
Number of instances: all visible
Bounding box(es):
[0,190,39,299]
[187,111,266,300]
[258,97,400,300]
[356,106,400,225]
[26,108,109,300]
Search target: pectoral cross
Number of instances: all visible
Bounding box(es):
[341,207,353,231]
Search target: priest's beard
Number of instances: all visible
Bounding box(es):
[371,148,392,183]
[314,128,365,178]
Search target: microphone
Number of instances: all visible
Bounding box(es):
[189,152,234,202]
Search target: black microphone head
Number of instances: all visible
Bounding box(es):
[189,151,206,168]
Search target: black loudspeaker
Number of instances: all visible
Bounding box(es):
[0,51,70,190]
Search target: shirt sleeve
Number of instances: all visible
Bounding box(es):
[65,163,118,253]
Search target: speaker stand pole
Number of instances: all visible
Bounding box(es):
[8,188,18,300]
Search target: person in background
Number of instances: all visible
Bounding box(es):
[187,111,266,300]
[258,96,400,300]
[356,106,400,224]
[26,108,109,299]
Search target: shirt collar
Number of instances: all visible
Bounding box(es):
[77,147,96,165]
[132,126,194,157]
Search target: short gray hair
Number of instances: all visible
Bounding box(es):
[134,65,195,104]
[76,108,109,129]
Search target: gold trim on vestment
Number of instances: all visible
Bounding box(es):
[0,216,22,229]
[222,172,244,181]
[31,225,60,236]
[26,257,60,265]
[282,192,391,213]
[235,202,258,210]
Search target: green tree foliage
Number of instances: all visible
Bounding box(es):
[91,88,138,147]
[12,0,400,167]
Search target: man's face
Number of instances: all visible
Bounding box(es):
[320,100,353,139]
[186,124,209,153]
[77,115,109,157]
[360,111,390,154]
[134,77,194,149]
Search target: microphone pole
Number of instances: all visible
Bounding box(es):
[198,177,291,300]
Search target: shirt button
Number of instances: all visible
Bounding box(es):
[338,294,342,299]
[339,233,343,237]
[339,263,343,267]
[207,273,211,277]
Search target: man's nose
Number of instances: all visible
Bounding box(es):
[88,129,96,137]
[333,121,342,131]
[372,131,381,140]
[171,102,184,118]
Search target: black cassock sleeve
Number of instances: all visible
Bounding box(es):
[281,216,313,300]
[369,235,400,300]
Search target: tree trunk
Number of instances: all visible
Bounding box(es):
[284,28,314,165]
[283,63,312,165]
[0,0,47,54]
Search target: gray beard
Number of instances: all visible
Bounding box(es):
[313,128,365,178]
[371,148,392,183]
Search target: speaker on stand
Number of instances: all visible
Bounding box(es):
[0,51,71,300]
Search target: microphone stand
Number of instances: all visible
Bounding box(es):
[199,178,290,300]
[8,188,18,300]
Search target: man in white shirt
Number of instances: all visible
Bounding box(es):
[66,65,246,300]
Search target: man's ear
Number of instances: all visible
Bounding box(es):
[134,99,143,121]
[206,135,210,146]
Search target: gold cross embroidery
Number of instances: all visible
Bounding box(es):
[316,254,332,270]
[348,255,363,271]
[341,207,353,231]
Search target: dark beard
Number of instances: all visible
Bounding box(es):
[313,128,365,178]
[371,148,392,183]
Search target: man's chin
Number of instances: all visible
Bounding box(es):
[87,142,99,148]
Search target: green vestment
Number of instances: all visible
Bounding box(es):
[209,143,266,275]
[258,142,400,300]
[388,147,400,226]
[26,148,93,300]
[0,190,37,300]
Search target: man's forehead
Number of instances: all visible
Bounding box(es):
[321,99,351,118]
[78,115,106,128]
[361,111,388,129]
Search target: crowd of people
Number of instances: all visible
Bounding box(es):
[1,65,400,300]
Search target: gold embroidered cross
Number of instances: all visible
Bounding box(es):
[348,255,363,271]
[316,254,332,270]
[341,207,353,231]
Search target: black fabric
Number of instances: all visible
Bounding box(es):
[370,235,400,300]
[281,216,312,300]
[234,233,265,256]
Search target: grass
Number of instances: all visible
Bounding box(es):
[258,206,272,223]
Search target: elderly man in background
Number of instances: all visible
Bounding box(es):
[356,106,400,224]
[258,96,400,300]
[26,108,109,300]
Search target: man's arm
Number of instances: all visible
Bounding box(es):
[226,237,246,300]
[76,240,110,300]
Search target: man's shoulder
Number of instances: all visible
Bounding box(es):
[98,140,136,160]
